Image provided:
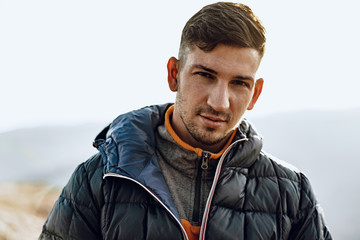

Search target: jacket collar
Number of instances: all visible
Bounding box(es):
[224,119,263,168]
[93,103,263,217]
[94,104,264,176]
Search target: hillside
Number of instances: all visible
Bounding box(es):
[0,109,359,239]
[0,182,60,239]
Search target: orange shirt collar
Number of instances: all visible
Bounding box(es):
[165,105,236,159]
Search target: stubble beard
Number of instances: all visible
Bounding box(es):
[181,115,227,146]
[176,90,232,147]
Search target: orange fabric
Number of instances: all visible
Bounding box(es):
[181,219,201,240]
[165,105,236,159]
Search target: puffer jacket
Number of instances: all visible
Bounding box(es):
[39,104,332,239]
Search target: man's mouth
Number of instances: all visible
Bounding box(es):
[201,114,226,122]
[200,114,227,128]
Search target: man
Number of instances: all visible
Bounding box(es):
[40,2,332,239]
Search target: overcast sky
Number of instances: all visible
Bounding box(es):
[1,0,359,133]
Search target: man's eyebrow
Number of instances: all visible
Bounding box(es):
[234,75,254,81]
[192,64,254,81]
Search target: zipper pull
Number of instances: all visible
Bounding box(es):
[201,152,211,170]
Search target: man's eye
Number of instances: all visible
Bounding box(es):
[196,72,213,79]
[233,80,250,87]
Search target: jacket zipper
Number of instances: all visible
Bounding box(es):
[201,151,210,170]
[192,151,211,223]
[103,173,189,240]
[199,138,248,240]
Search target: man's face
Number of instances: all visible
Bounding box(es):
[167,44,263,152]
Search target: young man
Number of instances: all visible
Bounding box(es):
[40,2,332,239]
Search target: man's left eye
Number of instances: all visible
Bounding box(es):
[233,80,249,87]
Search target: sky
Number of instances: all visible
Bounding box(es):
[1,0,359,133]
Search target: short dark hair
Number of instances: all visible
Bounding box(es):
[179,2,266,61]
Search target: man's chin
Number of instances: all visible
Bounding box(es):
[205,127,216,132]
[192,132,228,147]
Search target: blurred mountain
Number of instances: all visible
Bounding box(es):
[0,123,105,185]
[0,109,359,239]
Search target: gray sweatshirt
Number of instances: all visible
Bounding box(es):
[155,120,238,226]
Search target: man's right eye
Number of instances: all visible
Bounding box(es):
[195,72,213,79]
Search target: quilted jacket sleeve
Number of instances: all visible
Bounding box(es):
[39,153,104,239]
[289,173,332,240]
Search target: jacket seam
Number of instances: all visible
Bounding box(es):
[296,174,318,218]
[57,195,95,211]
[246,174,301,183]
[82,162,103,211]
[103,201,158,205]
[212,204,287,216]
[270,159,285,240]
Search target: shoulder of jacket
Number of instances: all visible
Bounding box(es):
[261,151,300,172]
[82,152,104,174]
[255,151,303,183]
[40,153,105,239]
[60,153,104,205]
[257,151,320,217]
[258,151,318,203]
[66,153,103,185]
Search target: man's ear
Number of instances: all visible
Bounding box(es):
[247,78,264,110]
[167,57,179,92]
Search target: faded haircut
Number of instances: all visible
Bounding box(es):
[179,2,266,63]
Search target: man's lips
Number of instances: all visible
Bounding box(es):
[200,114,227,128]
[201,114,226,122]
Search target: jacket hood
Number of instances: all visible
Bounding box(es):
[93,103,179,217]
[94,103,172,177]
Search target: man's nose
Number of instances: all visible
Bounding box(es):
[206,82,230,112]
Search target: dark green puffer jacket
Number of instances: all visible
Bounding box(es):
[39,104,332,239]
